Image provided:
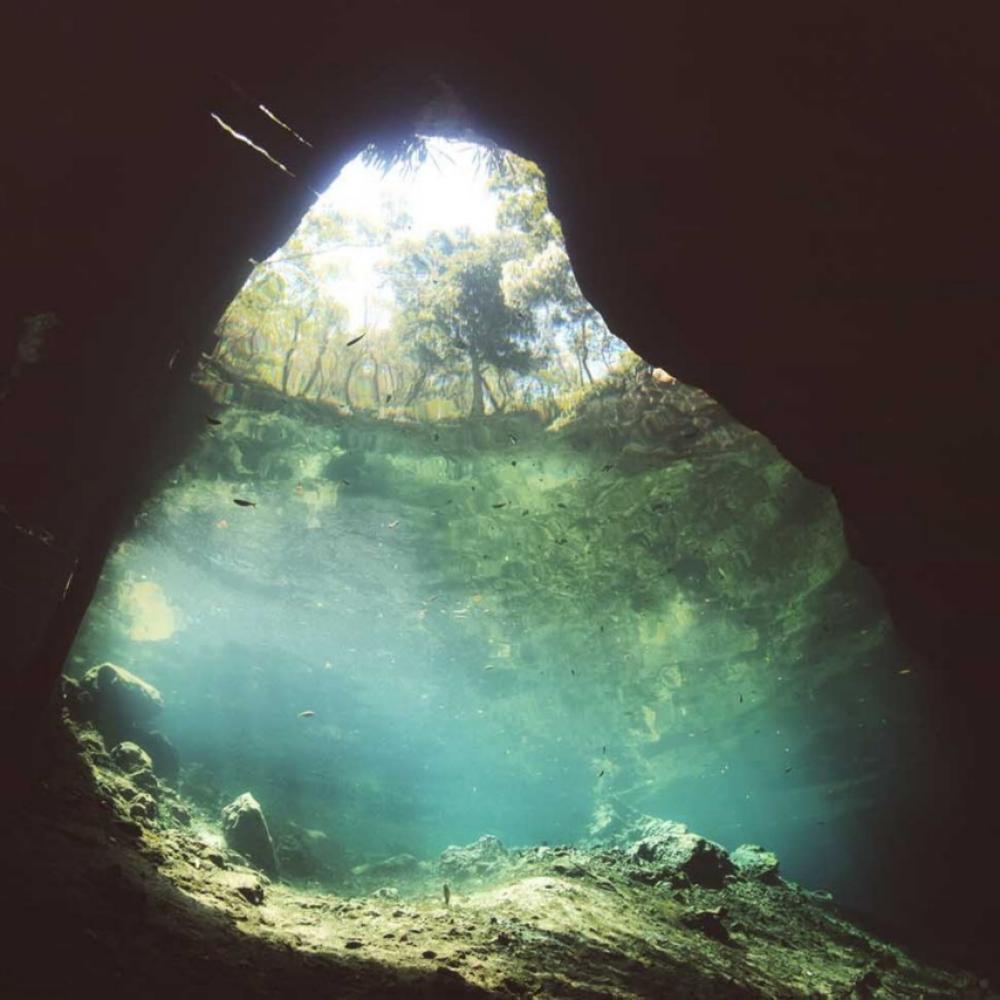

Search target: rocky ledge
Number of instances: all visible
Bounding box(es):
[0,713,987,1000]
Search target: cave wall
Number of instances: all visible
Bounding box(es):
[4,2,999,802]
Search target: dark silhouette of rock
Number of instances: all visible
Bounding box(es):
[110,740,152,774]
[220,793,278,877]
[79,663,163,746]
[626,818,734,888]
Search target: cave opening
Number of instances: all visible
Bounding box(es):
[47,136,982,994]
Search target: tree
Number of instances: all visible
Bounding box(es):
[386,229,543,416]
[214,209,355,399]
[488,155,562,250]
[490,153,623,389]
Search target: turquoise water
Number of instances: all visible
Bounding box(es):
[65,380,942,931]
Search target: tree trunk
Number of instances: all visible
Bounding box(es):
[405,364,429,405]
[470,352,485,416]
[301,328,330,398]
[482,372,503,413]
[342,356,360,410]
[281,317,302,395]
[577,321,594,384]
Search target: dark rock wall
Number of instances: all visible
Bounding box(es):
[3,1,999,959]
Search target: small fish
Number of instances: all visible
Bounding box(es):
[346,332,367,346]
[555,537,567,545]
[598,769,605,778]
[216,519,229,529]
[233,498,256,507]
[521,509,529,517]
[898,668,912,675]
[298,710,316,719]
[433,433,440,441]
[492,501,508,509]
[601,745,606,755]
[295,483,304,496]
[340,479,350,486]
[784,766,792,773]
[602,463,614,471]
[739,694,743,704]
[508,433,518,445]
[443,883,451,907]
[556,502,566,508]
[387,520,400,529]
[455,338,470,350]
[385,394,392,403]
[206,415,222,426]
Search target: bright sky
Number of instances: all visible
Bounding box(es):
[281,138,499,328]
[319,138,499,236]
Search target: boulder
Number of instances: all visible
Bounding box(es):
[128,792,158,823]
[111,741,153,774]
[681,906,731,943]
[440,835,508,881]
[79,663,163,744]
[220,793,278,877]
[731,844,780,885]
[110,741,160,798]
[627,818,734,888]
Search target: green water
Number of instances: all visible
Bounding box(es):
[66,371,934,917]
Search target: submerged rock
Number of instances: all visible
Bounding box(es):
[128,792,158,823]
[111,741,153,774]
[80,663,164,729]
[626,818,734,888]
[731,843,780,884]
[440,835,509,882]
[220,793,278,877]
[681,905,731,943]
[110,740,160,798]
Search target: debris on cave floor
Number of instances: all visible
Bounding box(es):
[1,716,988,1000]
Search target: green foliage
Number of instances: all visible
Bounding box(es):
[488,154,561,249]
[488,152,622,390]
[216,212,353,398]
[209,142,624,421]
[385,229,542,416]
